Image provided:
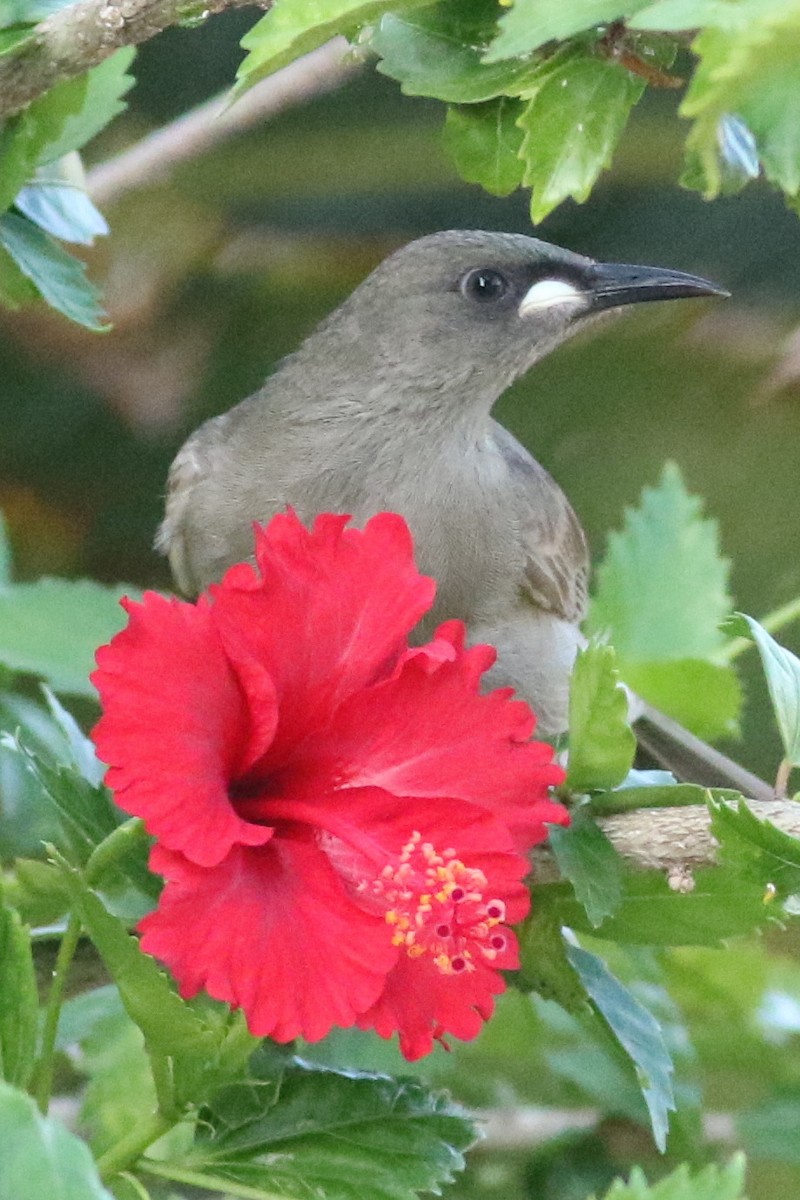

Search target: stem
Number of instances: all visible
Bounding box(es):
[149,1051,177,1119]
[96,1110,176,1182]
[587,785,713,817]
[32,911,82,1113]
[721,596,800,663]
[31,818,147,1112]
[140,1160,288,1200]
[85,817,147,886]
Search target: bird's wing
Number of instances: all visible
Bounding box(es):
[492,422,590,624]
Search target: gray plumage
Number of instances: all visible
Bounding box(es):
[159,226,763,793]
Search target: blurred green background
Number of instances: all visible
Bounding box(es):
[3,12,800,1198]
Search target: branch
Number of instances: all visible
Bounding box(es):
[87,38,359,206]
[0,0,261,119]
[532,799,800,884]
[475,1105,735,1151]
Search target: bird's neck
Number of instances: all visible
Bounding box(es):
[272,340,506,447]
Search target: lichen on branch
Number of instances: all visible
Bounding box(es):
[0,0,262,119]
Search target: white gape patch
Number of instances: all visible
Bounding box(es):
[518,277,585,316]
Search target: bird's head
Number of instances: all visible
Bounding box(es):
[317,230,728,421]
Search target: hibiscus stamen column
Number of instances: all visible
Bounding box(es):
[365,831,510,976]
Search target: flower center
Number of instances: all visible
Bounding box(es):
[359,831,508,976]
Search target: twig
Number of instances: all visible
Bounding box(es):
[532,798,800,882]
[475,1105,735,1151]
[88,38,359,206]
[0,0,260,119]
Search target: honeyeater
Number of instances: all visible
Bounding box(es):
[157,230,769,799]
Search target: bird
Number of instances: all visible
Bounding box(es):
[157,229,771,800]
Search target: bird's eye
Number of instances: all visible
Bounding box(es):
[460,268,509,303]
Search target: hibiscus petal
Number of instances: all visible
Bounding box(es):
[358,940,513,1061]
[92,592,276,867]
[140,835,396,1043]
[210,511,436,761]
[288,789,529,1060]
[294,644,567,847]
[287,788,530,903]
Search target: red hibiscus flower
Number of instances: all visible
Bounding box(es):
[93,512,567,1060]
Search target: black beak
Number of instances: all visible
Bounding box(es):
[588,261,730,313]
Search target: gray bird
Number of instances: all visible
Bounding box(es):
[157,230,770,799]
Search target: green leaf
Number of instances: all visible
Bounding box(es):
[588,464,741,734]
[0,25,34,53]
[678,2,800,202]
[517,45,646,223]
[630,0,749,32]
[0,84,86,212]
[486,0,650,62]
[540,859,771,944]
[568,640,636,791]
[566,943,675,1151]
[724,613,800,766]
[0,211,109,329]
[152,1054,477,1200]
[52,855,218,1064]
[442,98,525,196]
[2,734,158,903]
[0,241,38,306]
[371,0,538,103]
[42,685,105,786]
[16,180,107,245]
[5,859,71,926]
[516,899,588,1012]
[78,1007,157,1157]
[589,463,732,662]
[237,0,419,93]
[0,50,134,210]
[623,657,741,740]
[596,1155,747,1199]
[0,898,37,1087]
[710,797,800,899]
[37,47,135,163]
[5,734,119,862]
[55,984,124,1051]
[548,811,624,927]
[0,1080,114,1200]
[0,574,137,696]
[0,690,87,860]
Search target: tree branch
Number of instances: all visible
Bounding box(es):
[532,799,800,884]
[475,1105,735,1151]
[87,38,359,206]
[0,0,262,119]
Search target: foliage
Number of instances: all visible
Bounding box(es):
[587,463,740,739]
[595,1155,747,1200]
[1,1,800,322]
[235,0,800,230]
[0,47,134,326]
